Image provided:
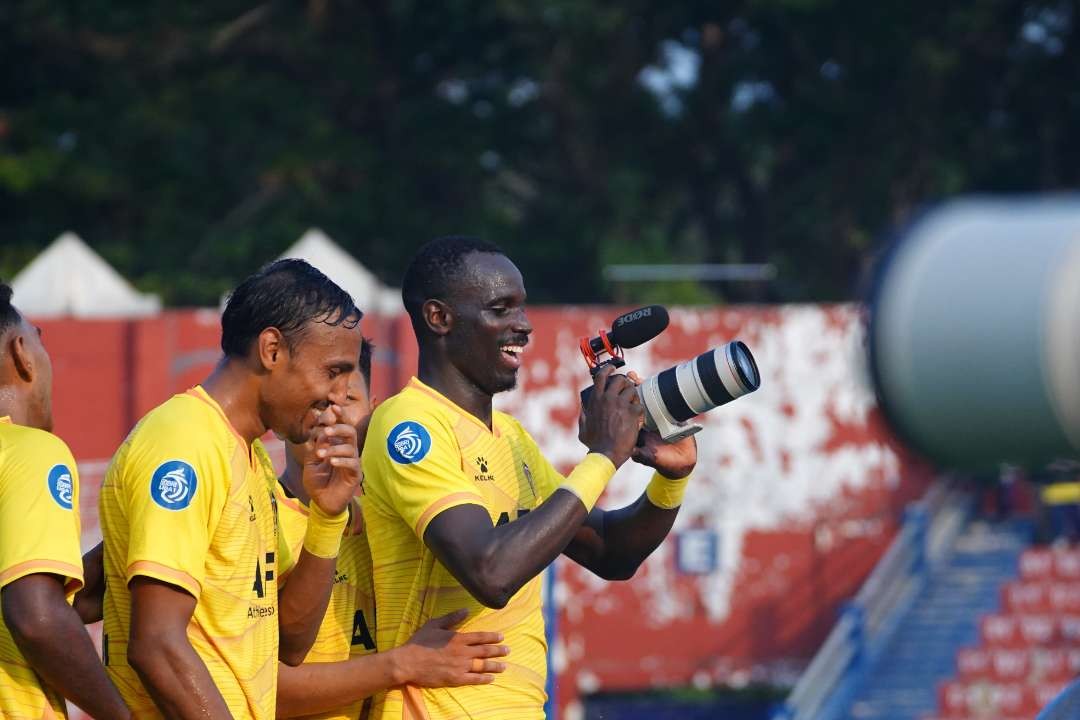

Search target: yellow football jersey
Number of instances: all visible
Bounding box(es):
[0,416,84,720]
[362,377,586,720]
[100,387,281,719]
[276,484,377,720]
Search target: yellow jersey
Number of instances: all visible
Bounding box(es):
[100,387,281,719]
[1042,480,1080,505]
[275,484,377,720]
[362,378,575,720]
[0,416,84,719]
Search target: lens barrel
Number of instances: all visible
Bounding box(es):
[580,342,760,438]
[652,342,760,422]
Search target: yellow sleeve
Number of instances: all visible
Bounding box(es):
[364,410,484,540]
[121,434,227,598]
[0,431,84,595]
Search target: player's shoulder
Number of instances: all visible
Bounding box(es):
[369,382,456,436]
[0,420,75,459]
[373,382,453,427]
[130,389,231,451]
[493,410,537,445]
[0,423,78,509]
[365,384,460,472]
[493,409,525,434]
[110,391,234,500]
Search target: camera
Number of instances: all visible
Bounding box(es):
[581,341,761,442]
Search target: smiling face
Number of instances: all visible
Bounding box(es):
[259,316,363,444]
[283,357,372,478]
[443,252,533,396]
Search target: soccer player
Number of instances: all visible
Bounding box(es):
[0,283,130,719]
[361,237,697,719]
[275,338,510,719]
[100,260,365,719]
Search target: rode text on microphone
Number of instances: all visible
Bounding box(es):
[579,305,670,374]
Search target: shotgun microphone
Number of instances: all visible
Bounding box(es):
[580,305,670,371]
[578,304,761,442]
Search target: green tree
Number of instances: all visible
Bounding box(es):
[1,1,1076,305]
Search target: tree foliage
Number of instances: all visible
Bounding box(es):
[1,1,1076,305]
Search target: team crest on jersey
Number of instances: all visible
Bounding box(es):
[47,464,74,510]
[387,421,431,464]
[150,460,197,510]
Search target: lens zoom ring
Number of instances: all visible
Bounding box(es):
[696,350,735,405]
[657,367,696,422]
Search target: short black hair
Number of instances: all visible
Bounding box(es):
[0,283,21,335]
[401,236,505,334]
[359,337,374,392]
[221,259,361,357]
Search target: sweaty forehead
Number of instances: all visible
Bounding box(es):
[454,252,524,301]
[294,319,362,359]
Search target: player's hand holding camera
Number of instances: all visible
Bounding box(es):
[578,365,644,468]
[624,370,698,479]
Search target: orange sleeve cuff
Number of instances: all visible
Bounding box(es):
[0,559,84,594]
[126,560,201,598]
[414,492,486,539]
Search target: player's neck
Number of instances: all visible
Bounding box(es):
[201,357,267,445]
[417,353,493,429]
[0,394,38,429]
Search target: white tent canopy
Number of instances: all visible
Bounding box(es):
[11,232,161,318]
[279,229,402,315]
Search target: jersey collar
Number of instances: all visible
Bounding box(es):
[184,385,258,468]
[406,377,502,437]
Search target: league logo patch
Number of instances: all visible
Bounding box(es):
[150,460,197,511]
[47,464,74,510]
[387,421,432,464]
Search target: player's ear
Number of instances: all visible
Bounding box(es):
[423,299,453,337]
[256,327,288,370]
[8,332,34,383]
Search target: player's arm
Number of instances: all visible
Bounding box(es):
[275,610,508,717]
[127,577,231,719]
[119,441,233,717]
[3,574,130,719]
[562,429,697,580]
[0,439,130,719]
[73,541,105,624]
[559,368,698,579]
[278,406,361,666]
[423,367,642,609]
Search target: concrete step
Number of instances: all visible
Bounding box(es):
[840,519,1031,720]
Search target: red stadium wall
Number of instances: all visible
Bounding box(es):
[48,304,932,720]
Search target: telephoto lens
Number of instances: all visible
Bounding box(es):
[580,341,761,442]
[638,342,761,440]
[869,196,1080,468]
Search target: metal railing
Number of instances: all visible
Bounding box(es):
[771,480,971,720]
